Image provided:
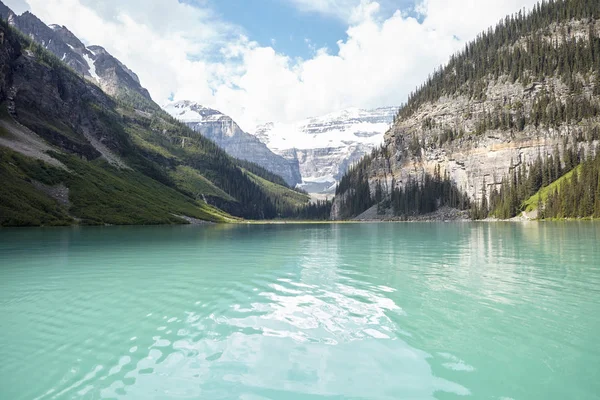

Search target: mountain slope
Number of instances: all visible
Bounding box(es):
[253,107,396,195]
[0,15,307,225]
[0,1,152,104]
[164,100,302,186]
[333,0,600,220]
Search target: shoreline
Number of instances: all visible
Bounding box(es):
[2,217,599,229]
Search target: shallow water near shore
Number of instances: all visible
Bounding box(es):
[1,222,599,399]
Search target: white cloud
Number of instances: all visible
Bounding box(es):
[418,0,534,41]
[5,0,540,131]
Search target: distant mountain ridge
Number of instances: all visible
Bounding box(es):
[163,100,302,186]
[252,107,397,194]
[0,1,152,102]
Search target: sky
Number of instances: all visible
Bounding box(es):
[5,0,540,131]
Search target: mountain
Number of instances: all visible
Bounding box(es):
[253,107,396,195]
[0,8,312,226]
[163,100,302,187]
[0,2,152,103]
[333,0,600,220]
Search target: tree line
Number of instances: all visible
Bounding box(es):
[470,136,598,219]
[395,0,600,124]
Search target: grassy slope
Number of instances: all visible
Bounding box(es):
[522,166,582,212]
[168,166,236,202]
[0,150,73,226]
[245,170,309,209]
[0,147,235,226]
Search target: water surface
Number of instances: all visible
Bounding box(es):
[1,223,599,399]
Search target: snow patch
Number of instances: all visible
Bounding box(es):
[258,119,388,150]
[82,53,100,82]
[162,101,226,123]
[162,102,205,123]
[302,175,337,184]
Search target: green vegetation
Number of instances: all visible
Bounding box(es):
[396,0,600,127]
[235,158,292,189]
[468,137,586,219]
[0,147,233,227]
[0,17,330,225]
[335,147,381,218]
[536,149,600,218]
[389,165,470,218]
[335,146,470,219]
[522,166,581,212]
[113,103,291,220]
[169,165,236,202]
[57,154,232,225]
[242,169,331,220]
[467,137,600,220]
[0,149,72,226]
[245,170,309,209]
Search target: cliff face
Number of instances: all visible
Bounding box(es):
[378,77,595,200]
[332,2,600,220]
[0,21,125,165]
[163,101,302,186]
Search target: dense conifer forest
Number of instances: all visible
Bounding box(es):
[396,0,600,124]
[336,0,600,220]
[471,139,600,219]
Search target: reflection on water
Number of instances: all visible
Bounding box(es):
[1,223,599,399]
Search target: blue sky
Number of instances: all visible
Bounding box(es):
[210,0,347,59]
[205,0,417,59]
[6,0,540,129]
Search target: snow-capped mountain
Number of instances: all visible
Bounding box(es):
[0,3,151,101]
[163,101,302,186]
[253,107,397,194]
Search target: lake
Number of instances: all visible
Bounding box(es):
[0,223,599,399]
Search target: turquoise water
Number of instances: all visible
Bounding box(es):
[0,223,599,399]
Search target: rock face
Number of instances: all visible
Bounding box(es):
[253,107,397,194]
[0,1,152,101]
[331,11,600,220]
[163,101,302,186]
[378,78,589,201]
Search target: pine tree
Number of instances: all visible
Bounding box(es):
[481,178,489,218]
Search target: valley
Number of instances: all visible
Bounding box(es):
[1,1,600,399]
[1,0,600,225]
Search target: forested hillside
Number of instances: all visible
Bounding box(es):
[333,0,600,220]
[0,16,311,226]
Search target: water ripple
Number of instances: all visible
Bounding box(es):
[1,223,599,399]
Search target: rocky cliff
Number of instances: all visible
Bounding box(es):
[253,107,396,195]
[163,100,302,186]
[0,1,152,102]
[332,0,600,220]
